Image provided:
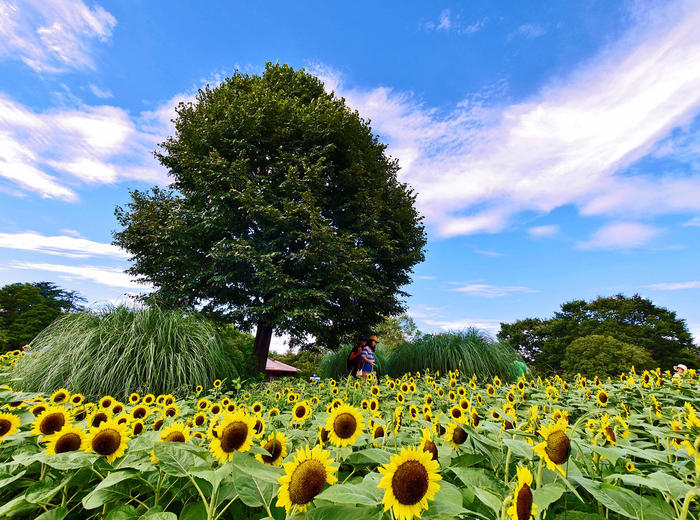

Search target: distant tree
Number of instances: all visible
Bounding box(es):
[373,314,420,350]
[499,294,698,373]
[0,282,84,350]
[275,349,322,379]
[562,335,655,379]
[217,325,257,377]
[114,63,426,372]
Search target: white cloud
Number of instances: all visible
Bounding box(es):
[475,249,503,257]
[0,0,116,72]
[413,275,436,280]
[646,280,700,290]
[528,225,560,238]
[510,23,546,40]
[450,283,536,298]
[424,9,484,34]
[422,318,502,337]
[88,83,113,99]
[9,261,150,289]
[0,231,128,258]
[683,217,700,227]
[577,222,661,250]
[315,1,700,237]
[0,92,181,199]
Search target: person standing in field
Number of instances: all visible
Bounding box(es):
[361,335,378,379]
[347,337,367,378]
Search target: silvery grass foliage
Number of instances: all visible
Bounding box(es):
[320,328,519,380]
[11,306,239,399]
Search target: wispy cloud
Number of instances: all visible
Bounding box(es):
[413,275,437,280]
[577,222,661,250]
[450,283,536,298]
[315,2,700,238]
[528,225,559,238]
[423,9,485,35]
[9,261,149,289]
[646,280,700,290]
[475,249,503,257]
[0,231,128,258]
[509,23,546,40]
[0,0,116,72]
[683,217,700,227]
[422,318,502,336]
[88,83,113,99]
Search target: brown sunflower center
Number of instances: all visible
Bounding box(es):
[452,425,468,445]
[261,440,283,463]
[133,422,144,435]
[545,430,571,465]
[153,419,164,431]
[92,429,121,456]
[53,392,67,403]
[422,439,439,461]
[112,405,124,414]
[516,483,533,520]
[254,419,264,435]
[220,421,248,452]
[164,431,186,442]
[605,426,616,444]
[599,393,608,404]
[91,412,108,428]
[391,460,430,506]
[295,406,307,418]
[40,412,66,435]
[333,413,357,439]
[32,405,46,416]
[373,426,385,439]
[132,407,147,419]
[436,423,446,436]
[55,433,82,453]
[319,428,329,443]
[195,415,205,426]
[0,418,12,436]
[74,410,87,421]
[288,460,327,505]
[101,399,112,408]
[451,408,462,419]
[165,407,176,417]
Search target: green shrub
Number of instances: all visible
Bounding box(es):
[217,325,257,378]
[561,334,656,379]
[10,306,240,399]
[385,329,520,380]
[319,344,391,380]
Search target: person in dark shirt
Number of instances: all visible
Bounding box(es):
[347,337,367,377]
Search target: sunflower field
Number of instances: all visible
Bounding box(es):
[0,349,699,520]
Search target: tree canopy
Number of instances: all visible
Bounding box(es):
[562,334,656,379]
[498,294,698,373]
[0,282,84,351]
[114,63,427,371]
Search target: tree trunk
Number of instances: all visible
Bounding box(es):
[253,322,273,373]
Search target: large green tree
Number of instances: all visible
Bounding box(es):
[114,63,426,371]
[0,282,84,350]
[498,294,698,373]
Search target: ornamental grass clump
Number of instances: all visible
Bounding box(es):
[11,306,239,400]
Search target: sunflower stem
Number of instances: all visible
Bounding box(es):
[679,489,699,520]
[504,447,512,484]
[535,457,544,489]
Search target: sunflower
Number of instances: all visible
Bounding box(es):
[371,424,386,446]
[533,420,570,476]
[162,404,179,418]
[506,465,536,520]
[292,401,312,422]
[596,389,609,407]
[32,406,71,437]
[210,403,223,416]
[378,445,442,520]
[444,422,469,450]
[209,410,256,463]
[419,428,439,461]
[486,385,496,397]
[256,431,289,466]
[50,388,70,405]
[449,405,467,424]
[326,403,364,447]
[128,393,140,404]
[195,385,203,394]
[30,403,48,417]
[130,404,150,420]
[213,379,222,388]
[289,392,301,402]
[625,461,636,472]
[130,420,145,436]
[193,412,207,428]
[268,407,280,417]
[159,421,191,443]
[99,396,115,409]
[45,424,87,455]
[371,385,380,396]
[459,398,470,411]
[0,412,20,441]
[70,394,84,406]
[195,398,210,412]
[142,394,155,405]
[221,398,231,407]
[111,402,125,415]
[86,418,130,463]
[252,416,266,438]
[251,402,264,415]
[277,444,338,513]
[493,376,502,388]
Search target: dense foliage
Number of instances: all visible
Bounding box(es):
[0,282,84,351]
[562,335,656,379]
[113,62,427,371]
[1,348,699,520]
[9,306,240,399]
[499,294,698,373]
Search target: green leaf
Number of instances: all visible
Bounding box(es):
[0,470,26,489]
[230,452,283,483]
[153,443,209,477]
[503,438,534,459]
[550,512,606,520]
[588,445,625,465]
[105,505,139,520]
[35,451,100,470]
[179,502,207,520]
[344,448,392,465]
[82,470,139,509]
[569,476,640,518]
[34,507,68,520]
[305,505,384,520]
[471,486,503,514]
[316,481,381,505]
[25,476,71,504]
[449,466,508,495]
[139,513,177,520]
[532,483,565,511]
[424,481,467,518]
[234,474,274,507]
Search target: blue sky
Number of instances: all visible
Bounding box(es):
[1,0,700,350]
